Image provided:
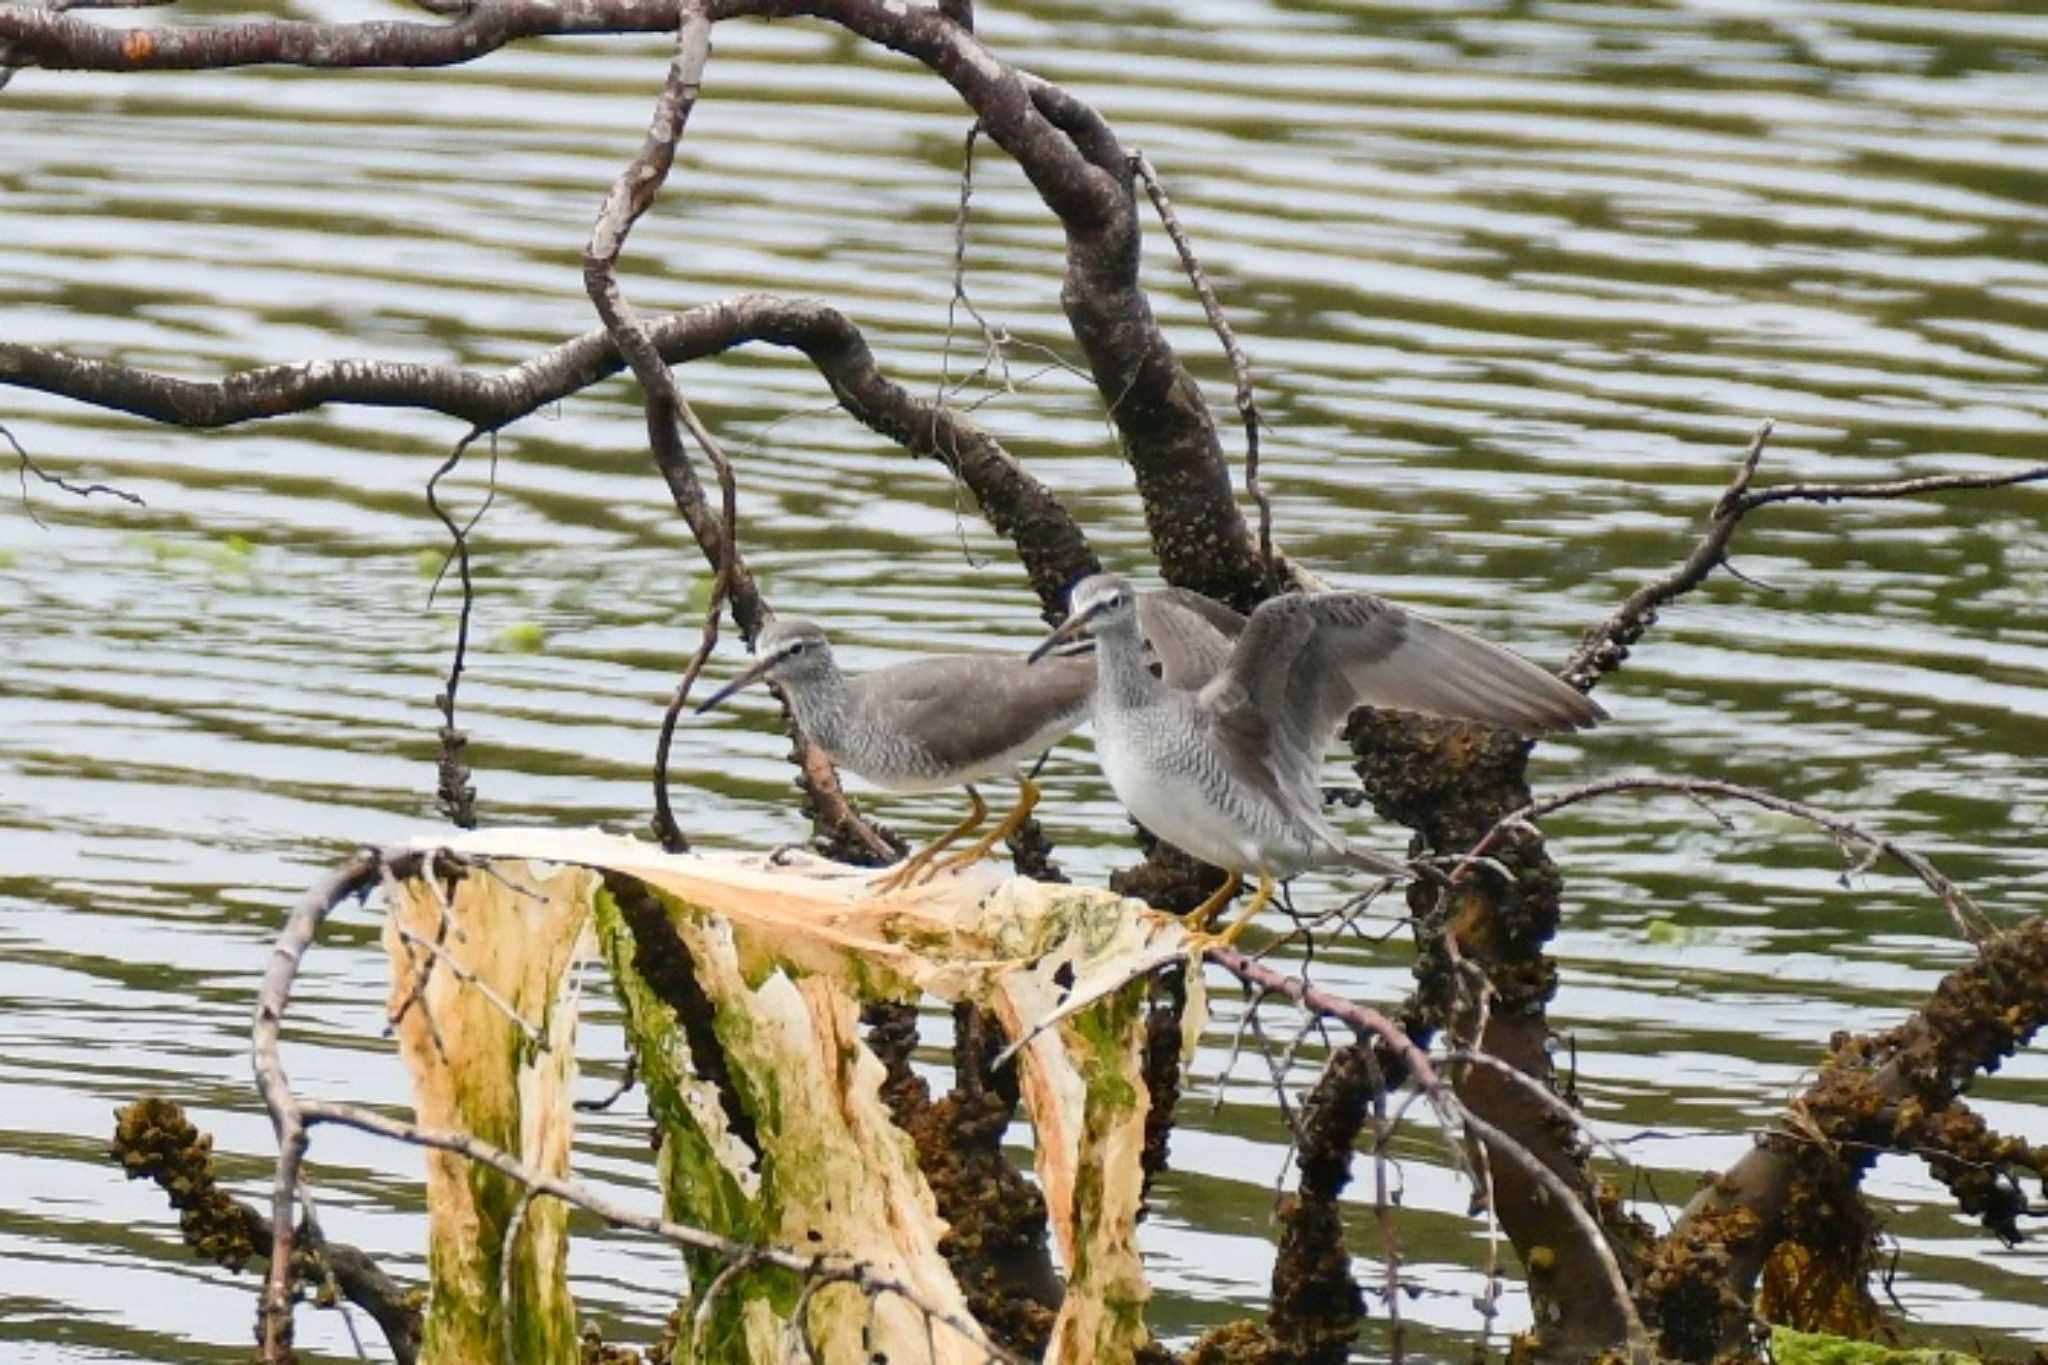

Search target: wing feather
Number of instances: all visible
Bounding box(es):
[855,653,1094,771]
[1137,588,1245,690]
[1203,592,1605,761]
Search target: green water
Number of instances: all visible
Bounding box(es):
[2,1,2045,1359]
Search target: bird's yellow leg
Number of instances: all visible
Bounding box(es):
[871,786,986,893]
[1208,870,1276,948]
[932,776,1042,877]
[1182,868,1242,933]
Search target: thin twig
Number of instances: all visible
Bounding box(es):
[1206,942,1650,1353]
[581,3,761,855]
[4,420,146,528]
[425,428,486,828]
[1131,151,1273,596]
[940,120,1012,403]
[652,575,727,852]
[1442,1045,1674,1230]
[691,1249,768,1352]
[391,922,548,1050]
[1369,1062,1405,1365]
[1568,418,2048,690]
[297,1099,1027,1365]
[574,1052,640,1113]
[1454,773,1996,943]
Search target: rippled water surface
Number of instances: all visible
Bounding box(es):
[3,0,2046,1359]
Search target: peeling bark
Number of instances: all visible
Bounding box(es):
[384,860,592,1365]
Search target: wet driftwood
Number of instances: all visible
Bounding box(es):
[384,858,595,1365]
[380,828,1205,1365]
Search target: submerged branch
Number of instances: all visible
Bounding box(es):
[1657,912,2048,1361]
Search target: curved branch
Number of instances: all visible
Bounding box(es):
[741,0,1259,601]
[5,0,1255,598]
[251,846,401,1362]
[0,295,1095,611]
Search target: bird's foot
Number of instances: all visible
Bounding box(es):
[868,851,937,895]
[1178,916,1256,959]
[1179,871,1273,953]
[927,830,1004,879]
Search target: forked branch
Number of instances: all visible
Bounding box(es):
[1568,418,2048,691]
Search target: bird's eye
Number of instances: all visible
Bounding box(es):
[788,642,806,656]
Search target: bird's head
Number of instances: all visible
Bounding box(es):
[1029,573,1138,662]
[696,618,835,713]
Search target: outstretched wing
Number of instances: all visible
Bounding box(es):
[1137,587,1245,690]
[1200,592,1605,762]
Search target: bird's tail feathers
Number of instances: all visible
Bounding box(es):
[1344,843,1413,881]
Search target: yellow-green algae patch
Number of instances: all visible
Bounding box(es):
[391,830,1205,1365]
[385,856,592,1365]
[1770,1327,1980,1365]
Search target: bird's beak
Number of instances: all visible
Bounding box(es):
[695,653,780,714]
[1028,604,1099,664]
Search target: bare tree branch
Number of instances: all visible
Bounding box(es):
[1455,773,1997,944]
[1203,944,1648,1354]
[251,846,395,1362]
[0,0,676,70]
[1568,418,2048,691]
[0,295,1096,611]
[579,3,752,857]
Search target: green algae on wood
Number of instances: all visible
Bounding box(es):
[391,828,1206,1365]
[1770,1326,1980,1365]
[385,857,593,1365]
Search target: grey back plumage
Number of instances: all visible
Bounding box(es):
[715,618,1095,791]
[844,651,1094,781]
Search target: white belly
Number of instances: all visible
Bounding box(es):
[1097,723,1273,874]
